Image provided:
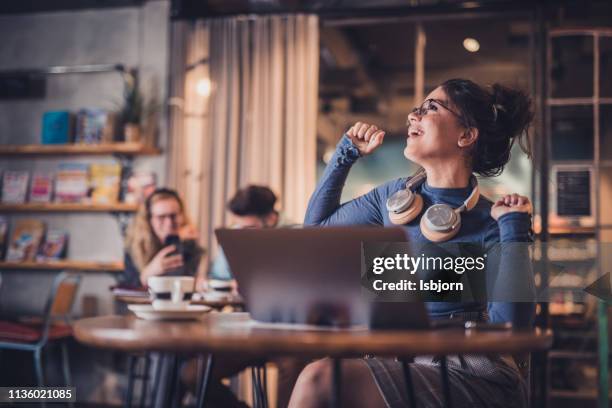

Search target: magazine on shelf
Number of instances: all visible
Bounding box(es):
[75,108,114,144]
[1,170,29,203]
[29,172,54,203]
[6,219,45,262]
[55,163,89,203]
[37,229,68,261]
[89,163,121,204]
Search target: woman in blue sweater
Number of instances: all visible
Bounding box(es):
[289,79,535,408]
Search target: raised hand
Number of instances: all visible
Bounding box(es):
[346,122,385,156]
[491,193,533,221]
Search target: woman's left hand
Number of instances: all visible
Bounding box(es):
[491,193,532,221]
[195,274,207,292]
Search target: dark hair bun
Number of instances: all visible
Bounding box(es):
[491,83,533,151]
[228,185,277,216]
[442,79,534,177]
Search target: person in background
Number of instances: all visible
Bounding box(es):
[208,185,281,281]
[119,188,206,407]
[197,185,302,408]
[122,188,205,288]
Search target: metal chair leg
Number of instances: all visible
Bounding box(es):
[251,367,260,408]
[260,365,268,408]
[152,353,163,401]
[139,354,151,408]
[196,354,214,408]
[34,348,45,387]
[60,341,72,386]
[171,357,182,408]
[161,354,179,408]
[440,356,453,408]
[331,359,342,408]
[33,348,47,408]
[401,360,417,407]
[194,355,205,404]
[251,365,267,408]
[125,354,137,408]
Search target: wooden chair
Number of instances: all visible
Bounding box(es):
[0,272,81,386]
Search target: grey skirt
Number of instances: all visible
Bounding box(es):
[364,354,527,408]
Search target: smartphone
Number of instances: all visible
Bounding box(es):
[163,234,181,257]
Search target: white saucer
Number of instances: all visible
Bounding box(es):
[128,304,211,321]
[198,291,232,302]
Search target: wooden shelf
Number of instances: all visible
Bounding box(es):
[0,202,138,213]
[0,143,160,156]
[0,260,123,272]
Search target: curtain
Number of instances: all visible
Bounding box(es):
[169,15,319,262]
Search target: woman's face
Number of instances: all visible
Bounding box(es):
[149,198,184,242]
[404,86,468,165]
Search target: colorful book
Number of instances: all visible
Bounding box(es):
[55,163,89,203]
[41,111,72,144]
[37,229,68,261]
[89,163,121,204]
[124,171,157,204]
[29,172,53,203]
[75,109,114,144]
[6,219,45,261]
[2,171,29,203]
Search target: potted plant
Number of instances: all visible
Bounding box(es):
[119,70,144,143]
[141,84,161,147]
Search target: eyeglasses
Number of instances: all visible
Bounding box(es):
[407,98,467,127]
[150,212,181,223]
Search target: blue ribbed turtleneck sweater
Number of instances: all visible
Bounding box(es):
[304,135,536,328]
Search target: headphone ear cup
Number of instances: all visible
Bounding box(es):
[419,213,462,242]
[389,194,424,225]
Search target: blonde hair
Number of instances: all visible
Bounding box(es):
[125,190,189,271]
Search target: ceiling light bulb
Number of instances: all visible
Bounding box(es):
[463,38,480,53]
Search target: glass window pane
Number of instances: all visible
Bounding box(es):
[601,105,612,160]
[600,36,612,98]
[551,36,594,98]
[550,105,594,161]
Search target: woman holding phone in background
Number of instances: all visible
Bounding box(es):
[290,78,536,408]
[121,188,205,289]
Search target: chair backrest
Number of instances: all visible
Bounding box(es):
[50,276,80,318]
[43,272,82,326]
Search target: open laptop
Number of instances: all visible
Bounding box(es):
[215,227,431,329]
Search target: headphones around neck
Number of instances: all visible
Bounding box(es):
[385,170,480,242]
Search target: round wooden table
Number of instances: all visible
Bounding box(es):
[74,313,552,408]
[75,312,551,356]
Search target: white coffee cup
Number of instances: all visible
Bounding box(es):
[148,276,194,311]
